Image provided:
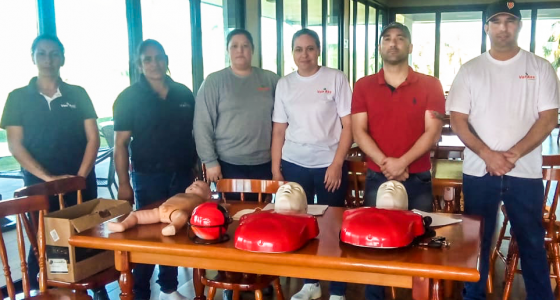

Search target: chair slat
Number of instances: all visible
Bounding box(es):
[38,209,48,292]
[16,215,30,298]
[0,219,15,300]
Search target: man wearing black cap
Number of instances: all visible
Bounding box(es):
[351,22,445,300]
[447,1,558,300]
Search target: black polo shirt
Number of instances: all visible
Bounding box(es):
[113,75,196,173]
[0,77,98,175]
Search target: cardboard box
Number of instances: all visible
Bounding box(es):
[44,199,132,282]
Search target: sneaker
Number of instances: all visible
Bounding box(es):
[159,291,188,300]
[291,283,321,300]
[329,296,346,300]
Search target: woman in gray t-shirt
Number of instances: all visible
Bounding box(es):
[194,29,279,185]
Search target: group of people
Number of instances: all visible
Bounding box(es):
[0,0,558,300]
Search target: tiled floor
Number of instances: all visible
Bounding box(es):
[2,130,560,299]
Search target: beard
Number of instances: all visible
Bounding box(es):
[381,52,409,65]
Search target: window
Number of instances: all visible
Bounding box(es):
[397,13,436,76]
[284,0,302,75]
[261,0,277,73]
[349,1,354,84]
[308,0,323,65]
[536,8,560,77]
[201,0,227,78]
[141,0,193,89]
[439,11,482,91]
[355,2,366,81]
[367,6,377,75]
[55,0,129,119]
[326,0,339,69]
[377,9,385,72]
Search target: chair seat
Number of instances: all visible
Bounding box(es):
[202,271,278,291]
[19,288,92,300]
[47,267,120,290]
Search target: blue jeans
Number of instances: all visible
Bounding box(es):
[281,160,348,296]
[364,170,433,300]
[131,171,195,299]
[281,160,348,207]
[462,174,553,300]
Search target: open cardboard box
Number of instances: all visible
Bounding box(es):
[44,199,132,282]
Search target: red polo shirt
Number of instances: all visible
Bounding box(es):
[351,67,445,173]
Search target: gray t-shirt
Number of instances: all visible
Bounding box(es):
[194,67,280,167]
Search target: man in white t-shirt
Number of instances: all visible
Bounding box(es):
[446,1,559,299]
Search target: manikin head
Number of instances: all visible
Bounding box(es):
[185,181,212,200]
[274,182,308,214]
[376,180,408,210]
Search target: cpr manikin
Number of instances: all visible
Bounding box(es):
[107,181,211,236]
[376,180,408,210]
[234,182,319,252]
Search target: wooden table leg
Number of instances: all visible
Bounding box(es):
[193,268,207,300]
[412,277,443,300]
[115,251,134,300]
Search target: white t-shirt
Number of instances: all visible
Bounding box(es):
[446,49,560,178]
[273,67,352,168]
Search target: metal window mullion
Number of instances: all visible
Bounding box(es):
[322,0,327,66]
[126,0,143,84]
[302,0,308,28]
[38,0,56,36]
[191,0,204,94]
[352,0,357,84]
[276,0,284,76]
[530,8,537,53]
[434,12,441,79]
[364,5,369,75]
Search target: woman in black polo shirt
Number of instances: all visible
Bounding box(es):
[113,39,196,300]
[0,35,100,290]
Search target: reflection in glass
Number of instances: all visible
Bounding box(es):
[142,0,193,89]
[308,0,323,65]
[439,12,482,91]
[397,13,435,76]
[202,0,226,78]
[355,3,366,81]
[0,1,38,115]
[55,0,129,119]
[368,6,377,75]
[261,0,277,73]
[536,8,560,77]
[326,0,339,69]
[284,0,302,75]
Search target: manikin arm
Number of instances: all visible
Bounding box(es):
[107,208,161,232]
[162,210,188,236]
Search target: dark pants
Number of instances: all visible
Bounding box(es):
[131,171,195,300]
[363,170,433,300]
[462,174,553,300]
[281,160,348,207]
[24,171,97,290]
[282,160,347,295]
[219,160,272,201]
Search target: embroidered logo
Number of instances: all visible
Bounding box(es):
[507,2,514,9]
[257,86,271,92]
[179,103,190,108]
[519,72,536,80]
[317,88,332,94]
[60,102,76,109]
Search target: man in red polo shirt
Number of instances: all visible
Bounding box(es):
[351,21,445,300]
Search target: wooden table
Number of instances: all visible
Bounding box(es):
[69,203,481,300]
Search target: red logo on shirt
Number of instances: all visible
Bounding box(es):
[257,86,271,91]
[519,72,536,80]
[317,88,332,94]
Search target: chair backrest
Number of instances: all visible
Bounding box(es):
[215,179,288,202]
[100,122,115,148]
[13,176,86,210]
[0,195,49,299]
[542,155,560,240]
[346,160,367,207]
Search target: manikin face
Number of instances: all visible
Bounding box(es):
[275,182,307,214]
[376,180,408,210]
[185,181,212,200]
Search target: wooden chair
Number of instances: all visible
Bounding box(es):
[215,179,287,202]
[0,194,90,300]
[488,155,560,299]
[13,176,120,298]
[199,179,285,300]
[346,159,367,208]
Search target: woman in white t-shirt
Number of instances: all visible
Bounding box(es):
[271,29,353,300]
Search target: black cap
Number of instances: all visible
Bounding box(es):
[379,22,411,42]
[486,1,521,22]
